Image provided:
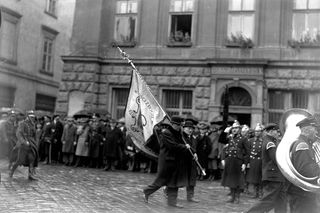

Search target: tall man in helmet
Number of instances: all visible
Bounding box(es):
[287,117,320,213]
[221,120,250,204]
[9,110,39,180]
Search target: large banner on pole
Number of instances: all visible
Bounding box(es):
[125,69,166,158]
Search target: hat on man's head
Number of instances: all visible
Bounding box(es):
[26,110,35,117]
[264,123,279,131]
[255,123,264,131]
[183,120,195,128]
[197,121,209,130]
[171,115,183,125]
[232,120,240,128]
[296,117,319,128]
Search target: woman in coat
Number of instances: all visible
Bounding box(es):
[74,117,91,167]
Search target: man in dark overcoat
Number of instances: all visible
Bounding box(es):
[9,110,38,180]
[143,116,190,208]
[4,111,18,169]
[51,115,64,163]
[182,120,200,202]
[287,117,320,213]
[246,123,264,198]
[103,119,124,171]
[40,115,53,164]
[61,117,77,166]
[246,123,287,213]
[221,120,250,204]
[196,122,211,180]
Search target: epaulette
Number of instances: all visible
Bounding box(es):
[266,142,276,150]
[295,142,309,152]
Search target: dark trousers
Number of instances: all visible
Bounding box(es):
[247,181,287,213]
[143,183,162,197]
[186,186,195,200]
[167,187,178,205]
[289,193,318,213]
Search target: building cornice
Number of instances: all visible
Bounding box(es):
[61,55,269,67]
[61,55,320,69]
[0,63,60,88]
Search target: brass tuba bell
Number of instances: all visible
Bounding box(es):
[276,108,320,192]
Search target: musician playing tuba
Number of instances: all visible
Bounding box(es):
[287,116,320,213]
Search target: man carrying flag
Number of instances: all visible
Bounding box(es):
[119,47,194,208]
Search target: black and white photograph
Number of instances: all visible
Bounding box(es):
[0,0,320,212]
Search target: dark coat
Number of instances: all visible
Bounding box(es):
[246,135,263,184]
[196,134,211,169]
[183,133,198,186]
[104,127,124,159]
[261,134,285,182]
[61,123,77,153]
[152,125,189,188]
[221,133,249,189]
[287,135,320,197]
[89,122,104,158]
[12,118,38,167]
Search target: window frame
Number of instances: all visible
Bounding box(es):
[45,0,58,18]
[161,88,194,116]
[0,7,21,64]
[226,0,256,48]
[111,87,130,120]
[113,0,140,47]
[167,0,197,47]
[40,25,58,76]
[291,0,320,47]
[267,89,309,123]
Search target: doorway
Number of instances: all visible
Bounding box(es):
[229,113,251,127]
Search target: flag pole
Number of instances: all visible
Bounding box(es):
[115,44,169,121]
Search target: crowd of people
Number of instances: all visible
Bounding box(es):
[0,109,158,178]
[1,108,320,212]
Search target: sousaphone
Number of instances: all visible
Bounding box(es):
[277,108,320,192]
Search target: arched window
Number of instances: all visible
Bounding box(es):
[221,87,251,106]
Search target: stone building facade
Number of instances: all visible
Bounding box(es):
[0,0,75,112]
[56,0,320,127]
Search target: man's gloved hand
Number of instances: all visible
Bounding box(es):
[221,160,225,168]
[186,144,191,149]
[241,164,246,172]
[193,153,198,161]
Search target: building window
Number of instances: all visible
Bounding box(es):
[46,0,57,16]
[112,88,129,119]
[168,0,194,47]
[291,0,320,46]
[226,0,255,47]
[0,85,15,108]
[162,89,193,117]
[114,0,138,46]
[0,8,20,63]
[267,89,309,123]
[40,26,58,75]
[35,93,56,112]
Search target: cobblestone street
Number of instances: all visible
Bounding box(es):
[0,159,256,213]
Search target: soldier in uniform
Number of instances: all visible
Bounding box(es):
[221,121,250,204]
[246,123,264,198]
[143,116,191,208]
[287,117,320,213]
[9,110,38,180]
[246,123,287,213]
